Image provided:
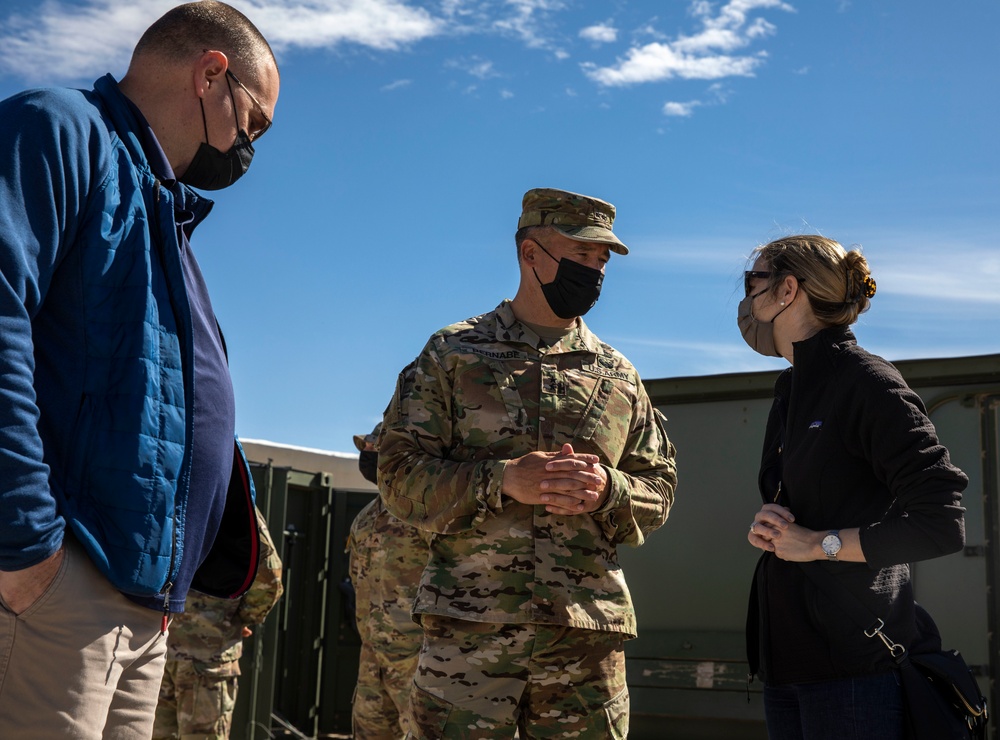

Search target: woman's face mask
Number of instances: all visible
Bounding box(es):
[531,239,604,319]
[737,281,794,357]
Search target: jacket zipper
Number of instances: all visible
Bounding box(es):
[160,581,172,634]
[152,179,179,625]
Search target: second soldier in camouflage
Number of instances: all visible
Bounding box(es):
[348,420,431,739]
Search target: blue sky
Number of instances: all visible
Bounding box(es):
[1,0,997,453]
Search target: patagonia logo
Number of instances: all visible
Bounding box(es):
[808,420,823,430]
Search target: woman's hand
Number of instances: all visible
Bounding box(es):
[749,503,794,550]
[749,505,866,563]
[749,504,820,561]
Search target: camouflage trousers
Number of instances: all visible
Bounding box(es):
[406,616,629,740]
[349,502,427,739]
[152,659,239,740]
[353,640,421,739]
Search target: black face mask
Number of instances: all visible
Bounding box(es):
[180,131,254,190]
[358,450,379,486]
[179,79,255,191]
[531,240,604,319]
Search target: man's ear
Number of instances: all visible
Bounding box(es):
[519,238,537,266]
[193,49,228,98]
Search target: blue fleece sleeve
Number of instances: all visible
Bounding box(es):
[0,88,97,570]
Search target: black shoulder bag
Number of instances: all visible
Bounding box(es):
[798,563,988,740]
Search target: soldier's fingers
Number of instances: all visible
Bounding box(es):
[544,457,599,472]
[539,474,603,492]
[539,494,587,513]
[541,487,600,505]
[545,505,589,516]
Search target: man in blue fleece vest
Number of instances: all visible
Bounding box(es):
[0,3,279,737]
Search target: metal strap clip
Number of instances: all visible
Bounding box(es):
[864,618,905,658]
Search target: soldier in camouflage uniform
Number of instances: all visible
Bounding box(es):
[349,420,432,739]
[153,507,283,740]
[378,188,678,739]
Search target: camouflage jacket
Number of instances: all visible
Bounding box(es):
[167,507,284,670]
[348,496,430,654]
[378,300,677,637]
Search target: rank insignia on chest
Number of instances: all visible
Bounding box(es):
[543,377,568,396]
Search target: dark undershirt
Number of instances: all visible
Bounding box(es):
[122,94,235,613]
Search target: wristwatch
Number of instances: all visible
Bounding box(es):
[821,530,842,561]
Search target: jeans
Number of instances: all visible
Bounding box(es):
[764,671,904,740]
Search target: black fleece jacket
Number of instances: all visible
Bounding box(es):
[746,326,967,686]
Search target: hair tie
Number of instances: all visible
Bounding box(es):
[862,275,877,298]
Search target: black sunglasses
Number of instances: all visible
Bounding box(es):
[744,270,771,295]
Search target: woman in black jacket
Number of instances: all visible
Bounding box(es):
[737,235,967,740]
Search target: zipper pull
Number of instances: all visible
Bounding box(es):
[746,672,754,703]
[160,582,173,634]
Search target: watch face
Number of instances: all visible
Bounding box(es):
[822,534,842,556]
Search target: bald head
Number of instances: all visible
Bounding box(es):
[118,1,279,182]
[130,0,277,86]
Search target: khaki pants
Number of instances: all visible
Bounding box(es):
[0,535,168,739]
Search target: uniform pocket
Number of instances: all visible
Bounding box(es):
[576,380,634,465]
[407,681,454,740]
[602,686,630,740]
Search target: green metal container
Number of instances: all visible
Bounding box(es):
[230,353,1000,739]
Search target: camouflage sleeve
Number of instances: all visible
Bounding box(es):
[377,342,506,535]
[236,508,285,626]
[591,378,677,547]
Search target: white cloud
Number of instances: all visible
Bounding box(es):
[0,1,167,83]
[583,45,764,86]
[607,334,786,375]
[492,0,565,49]
[580,23,618,44]
[0,0,588,84]
[247,0,443,52]
[500,88,514,98]
[663,100,700,116]
[380,78,413,91]
[660,82,731,118]
[0,0,445,83]
[582,0,793,87]
[446,55,500,79]
[873,244,1000,305]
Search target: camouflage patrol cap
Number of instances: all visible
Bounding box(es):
[353,422,382,452]
[518,187,629,255]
